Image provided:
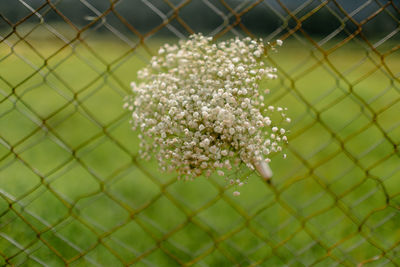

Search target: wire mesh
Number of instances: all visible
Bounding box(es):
[1,0,400,266]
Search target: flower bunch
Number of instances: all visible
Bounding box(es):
[124,34,289,194]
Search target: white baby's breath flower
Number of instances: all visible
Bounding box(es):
[233,191,241,196]
[125,34,289,195]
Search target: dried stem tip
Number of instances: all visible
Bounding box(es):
[254,160,273,180]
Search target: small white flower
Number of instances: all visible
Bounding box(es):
[233,191,241,196]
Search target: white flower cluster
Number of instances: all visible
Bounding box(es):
[125,34,289,192]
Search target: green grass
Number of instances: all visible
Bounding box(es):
[1,31,400,266]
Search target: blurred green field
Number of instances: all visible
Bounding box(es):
[1,33,400,266]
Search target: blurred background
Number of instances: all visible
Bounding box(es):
[0,0,400,266]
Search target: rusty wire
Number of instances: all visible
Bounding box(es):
[1,0,400,266]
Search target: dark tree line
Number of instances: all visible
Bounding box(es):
[1,0,399,38]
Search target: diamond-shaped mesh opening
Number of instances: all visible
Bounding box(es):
[8,241,65,267]
[49,108,102,149]
[378,100,400,133]
[326,39,368,70]
[112,0,166,36]
[358,137,393,168]
[321,96,371,140]
[290,122,334,162]
[289,230,327,266]
[272,150,309,186]
[0,51,42,88]
[15,22,72,59]
[54,218,98,255]
[240,3,283,36]
[177,1,226,34]
[296,64,339,104]
[78,138,131,179]
[108,51,151,88]
[77,193,130,234]
[369,85,400,115]
[166,177,219,211]
[105,220,156,262]
[370,154,400,196]
[163,222,214,263]
[39,230,84,263]
[231,174,274,214]
[135,159,178,185]
[50,52,104,94]
[6,35,44,65]
[84,243,125,267]
[0,1,44,25]
[252,203,301,245]
[227,228,271,265]
[108,166,160,210]
[20,85,70,119]
[329,166,365,198]
[365,207,400,251]
[307,206,358,247]
[90,9,141,44]
[346,56,383,85]
[354,70,393,107]
[0,159,40,200]
[216,235,270,265]
[196,199,244,235]
[345,124,391,165]
[137,196,187,237]
[332,234,383,265]
[0,108,39,146]
[341,178,388,221]
[315,152,355,183]
[0,210,38,257]
[79,84,125,126]
[286,108,314,135]
[361,2,400,41]
[18,135,71,176]
[281,175,335,218]
[108,119,141,156]
[301,4,351,41]
[49,162,100,203]
[23,187,69,226]
[48,0,101,29]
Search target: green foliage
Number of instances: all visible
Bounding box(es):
[0,37,400,266]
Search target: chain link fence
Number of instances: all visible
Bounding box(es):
[1,0,400,266]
